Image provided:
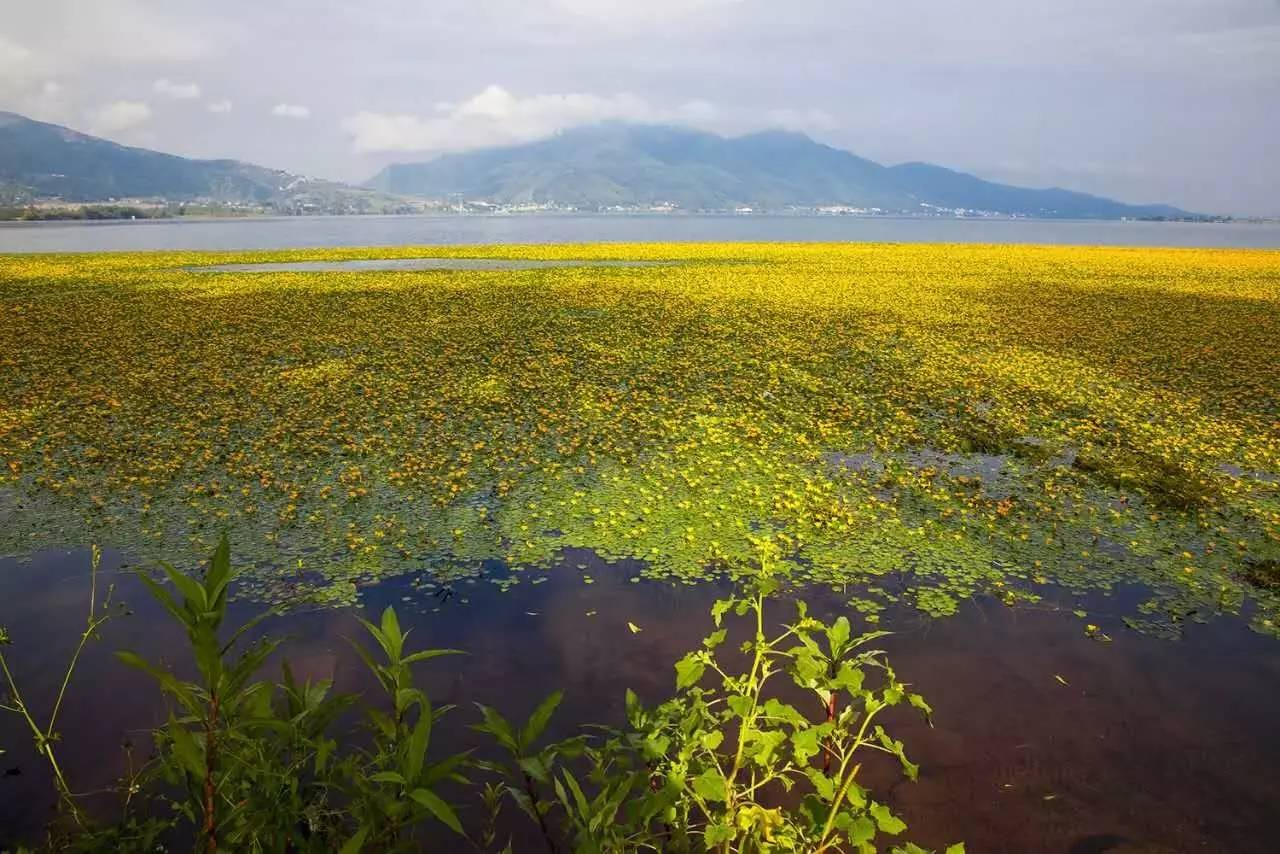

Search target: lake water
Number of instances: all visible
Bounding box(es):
[3,216,1279,850]
[1,213,1278,253]
[3,547,1279,853]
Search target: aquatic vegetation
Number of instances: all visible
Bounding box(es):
[1,243,1278,634]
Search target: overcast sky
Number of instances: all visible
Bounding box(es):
[2,0,1277,214]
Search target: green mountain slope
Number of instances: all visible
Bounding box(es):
[0,111,402,212]
[367,123,1193,218]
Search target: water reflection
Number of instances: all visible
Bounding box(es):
[2,547,1278,852]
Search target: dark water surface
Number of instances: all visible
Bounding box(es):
[2,548,1279,852]
[1,214,1278,253]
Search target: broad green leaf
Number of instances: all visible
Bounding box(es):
[692,768,726,802]
[870,802,907,835]
[705,823,734,845]
[674,654,706,690]
[792,727,821,765]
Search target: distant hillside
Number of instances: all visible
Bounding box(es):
[0,111,404,212]
[367,123,1193,219]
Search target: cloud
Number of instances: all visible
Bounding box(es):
[341,84,832,154]
[153,78,201,99]
[206,98,232,114]
[88,100,151,134]
[271,103,310,119]
[550,0,744,26]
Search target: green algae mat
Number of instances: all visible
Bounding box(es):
[1,243,1277,635]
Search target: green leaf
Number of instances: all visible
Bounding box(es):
[674,653,706,690]
[792,727,821,765]
[692,768,726,802]
[370,771,407,785]
[410,788,464,836]
[204,532,234,612]
[519,690,562,749]
[711,598,732,627]
[844,814,876,845]
[166,718,204,780]
[945,844,966,854]
[158,561,207,613]
[827,616,851,654]
[115,650,200,713]
[705,822,734,845]
[726,695,753,720]
[761,698,806,727]
[338,826,369,854]
[560,769,591,819]
[807,768,836,801]
[832,662,865,693]
[627,621,642,634]
[624,688,642,723]
[401,648,464,665]
[379,606,404,659]
[424,750,473,787]
[403,700,433,783]
[908,692,933,722]
[472,704,518,753]
[870,802,907,835]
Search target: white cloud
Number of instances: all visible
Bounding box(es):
[271,103,310,118]
[153,78,201,99]
[551,0,743,26]
[88,100,152,134]
[0,35,47,99]
[341,84,827,154]
[206,98,232,114]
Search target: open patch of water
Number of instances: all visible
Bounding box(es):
[2,547,1279,852]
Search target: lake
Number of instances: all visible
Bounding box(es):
[1,213,1279,253]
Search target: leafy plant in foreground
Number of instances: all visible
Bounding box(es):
[114,534,469,852]
[474,539,963,853]
[338,605,469,850]
[0,546,127,831]
[7,535,961,852]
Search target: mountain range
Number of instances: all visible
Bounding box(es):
[0,111,405,213]
[367,124,1191,218]
[0,111,1194,219]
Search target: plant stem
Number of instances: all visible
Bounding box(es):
[522,769,559,854]
[720,590,768,854]
[203,691,220,854]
